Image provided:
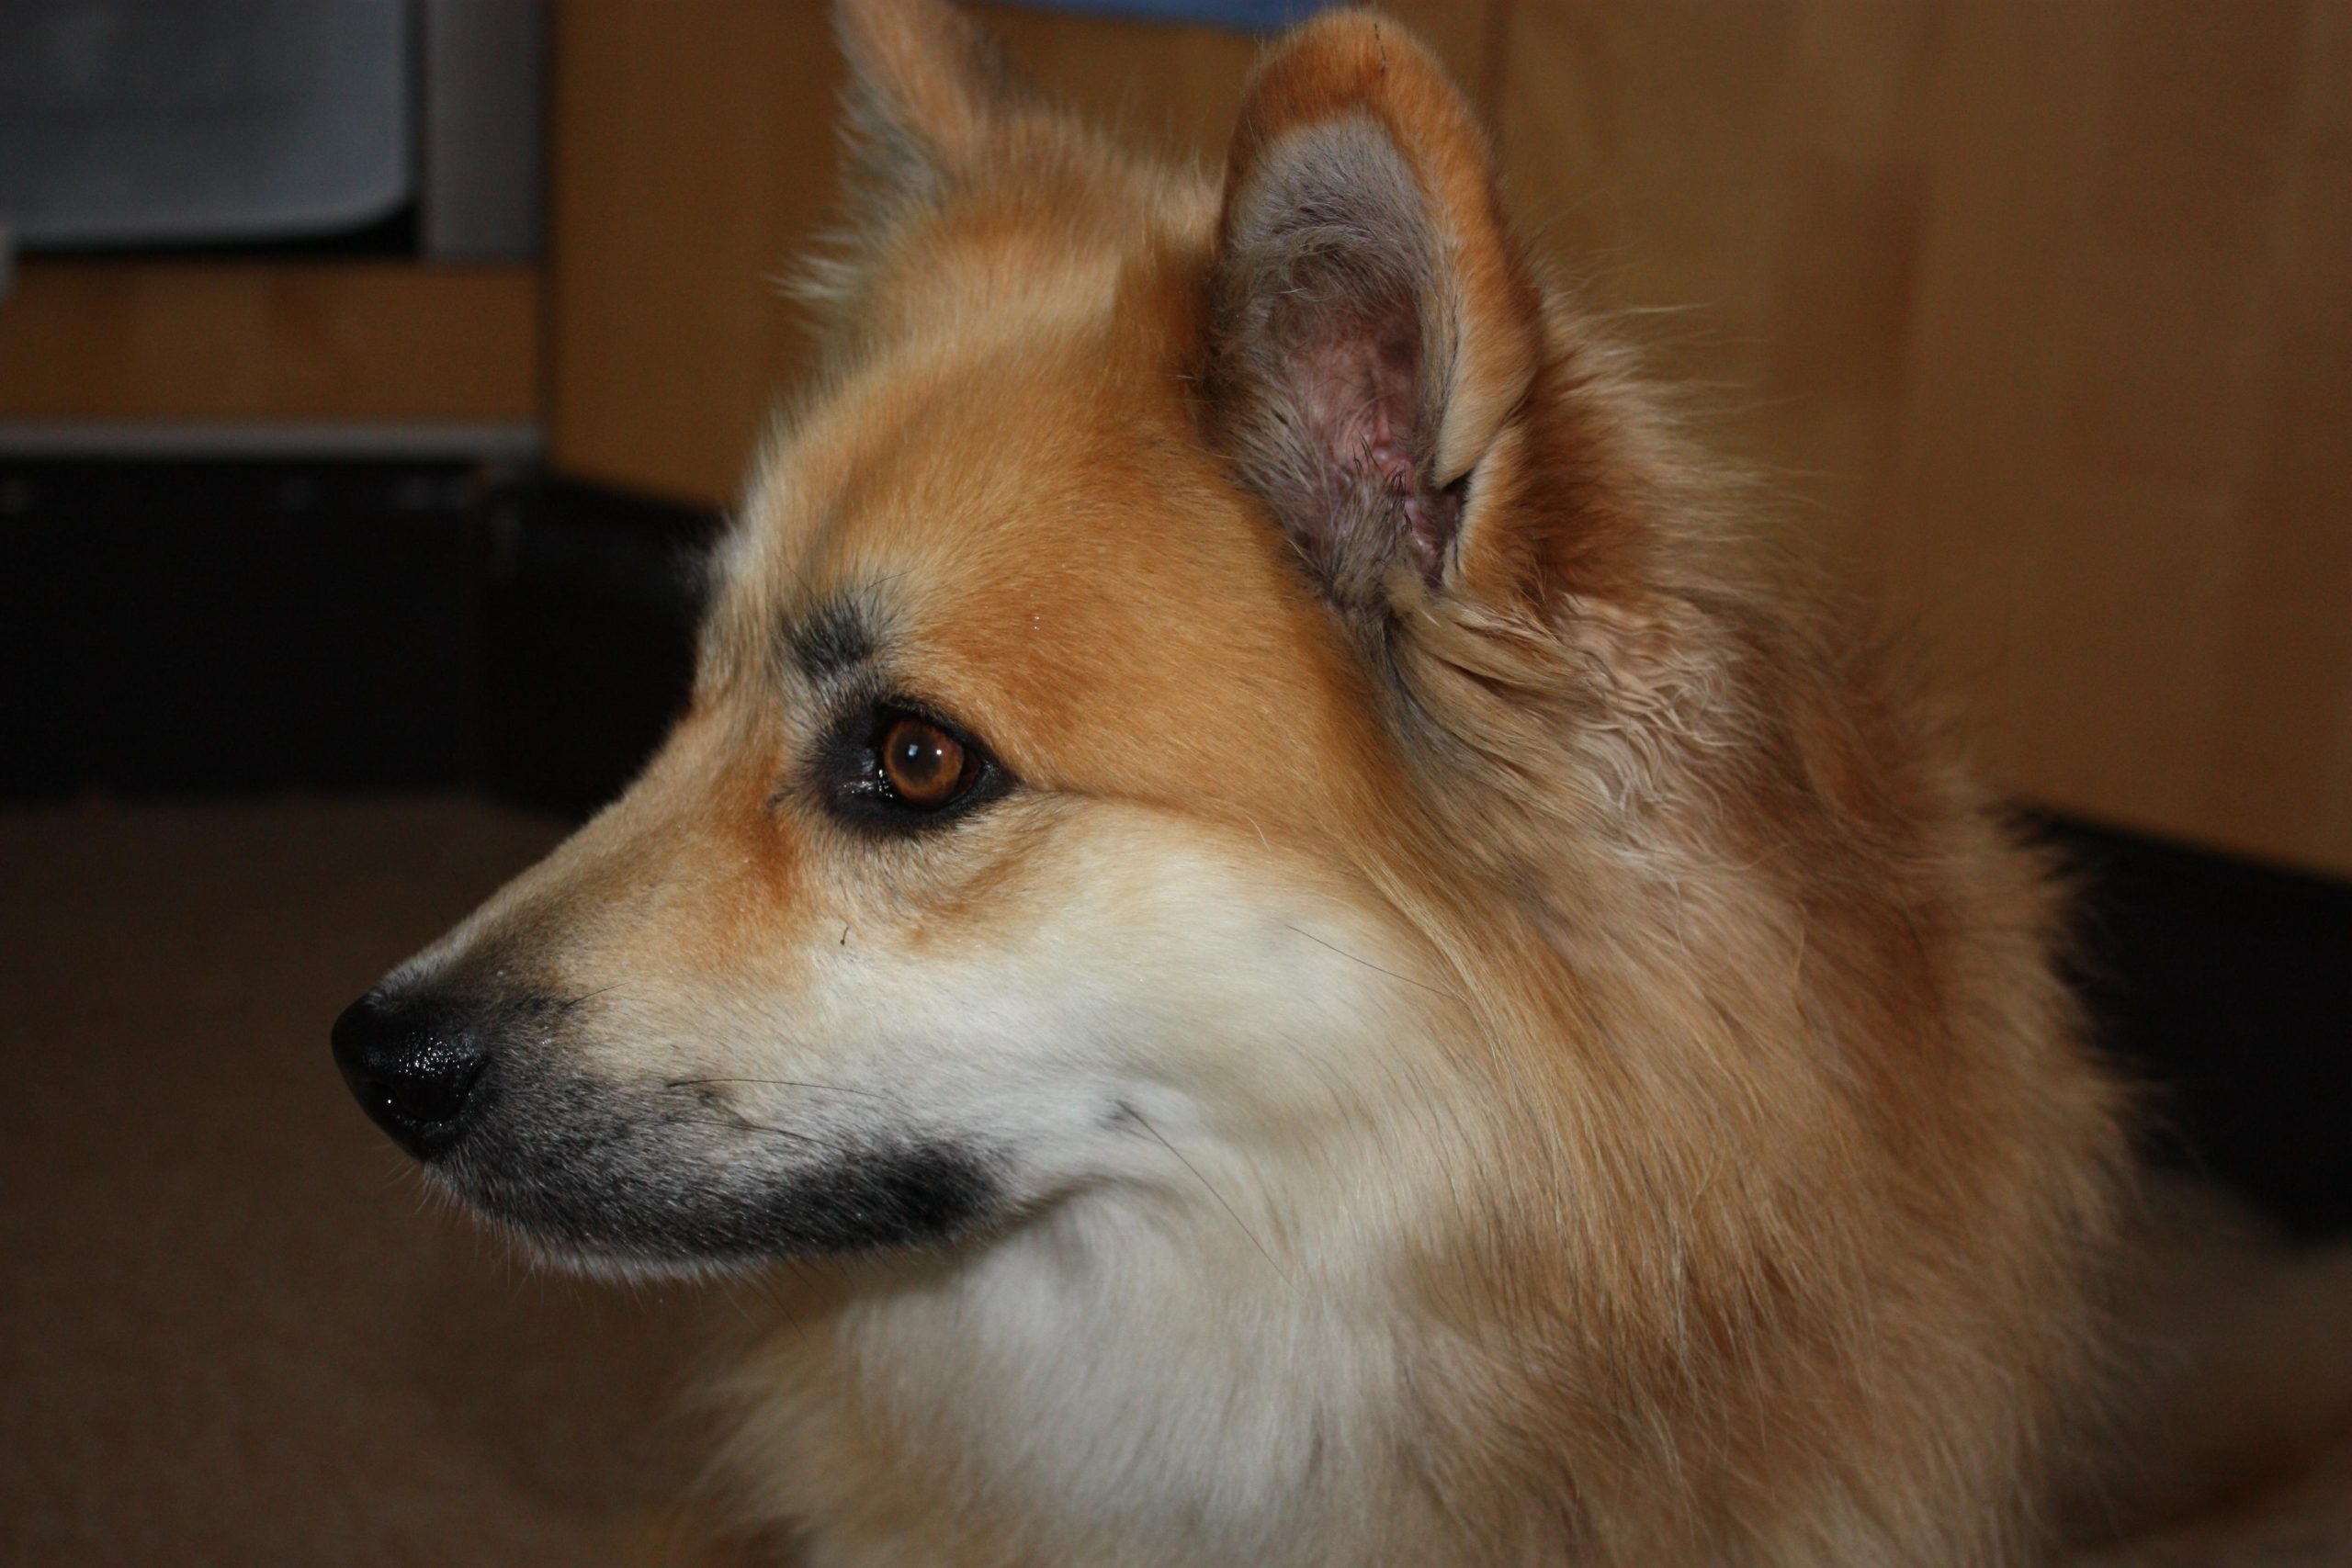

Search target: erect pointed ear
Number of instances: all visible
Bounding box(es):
[1204,11,1544,617]
[832,0,1030,213]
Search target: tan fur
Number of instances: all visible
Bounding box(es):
[363,6,2335,1565]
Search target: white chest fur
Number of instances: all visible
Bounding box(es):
[726,1180,1452,1568]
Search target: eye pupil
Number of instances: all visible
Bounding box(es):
[881,717,965,808]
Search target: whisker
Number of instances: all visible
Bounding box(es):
[1281,922,1464,1004]
[556,984,624,1014]
[664,1076,908,1106]
[669,1114,827,1148]
[1126,1107,1295,1292]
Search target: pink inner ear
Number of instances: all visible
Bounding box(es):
[1295,310,1455,584]
[1208,112,1480,604]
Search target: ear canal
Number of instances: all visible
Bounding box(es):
[1204,12,1542,614]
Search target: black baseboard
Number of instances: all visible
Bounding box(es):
[5,457,2345,1233]
[478,477,719,813]
[3,459,490,796]
[1,458,716,812]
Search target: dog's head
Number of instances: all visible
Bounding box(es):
[333,2,1688,1277]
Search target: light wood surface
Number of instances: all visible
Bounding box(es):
[1495,0,2352,876]
[0,262,542,423]
[545,1,842,502]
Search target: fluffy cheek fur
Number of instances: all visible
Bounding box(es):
[683,805,1464,1207]
[690,812,1490,1566]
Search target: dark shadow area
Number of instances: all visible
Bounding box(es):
[3,459,489,796]
[2,459,718,811]
[478,476,720,813]
[2040,814,2352,1240]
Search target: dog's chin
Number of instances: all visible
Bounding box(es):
[424,1074,1008,1278]
[433,1140,1007,1279]
[487,1213,749,1286]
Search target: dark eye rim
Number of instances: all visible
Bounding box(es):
[810,698,1014,833]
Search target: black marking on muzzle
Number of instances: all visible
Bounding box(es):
[438,1068,1002,1265]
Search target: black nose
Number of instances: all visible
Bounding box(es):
[331,990,491,1158]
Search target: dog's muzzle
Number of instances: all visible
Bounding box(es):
[331,988,491,1159]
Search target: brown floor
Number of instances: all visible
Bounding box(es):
[0,797,717,1566]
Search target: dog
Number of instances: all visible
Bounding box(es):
[331,5,2329,1562]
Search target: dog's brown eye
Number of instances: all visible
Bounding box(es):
[813,701,1010,832]
[880,716,967,810]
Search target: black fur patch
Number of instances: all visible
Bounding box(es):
[788,596,877,681]
[752,1142,1001,1254]
[439,1066,1001,1266]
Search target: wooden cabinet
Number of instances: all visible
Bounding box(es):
[544,2,840,502]
[1491,0,2352,874]
[0,263,539,424]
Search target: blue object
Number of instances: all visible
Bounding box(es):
[1002,0,1334,31]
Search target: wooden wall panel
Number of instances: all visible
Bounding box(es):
[1497,0,2352,876]
[0,263,540,423]
[546,2,843,504]
[545,0,1494,508]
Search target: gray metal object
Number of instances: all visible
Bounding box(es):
[0,0,548,259]
[0,1,411,248]
[419,0,547,262]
